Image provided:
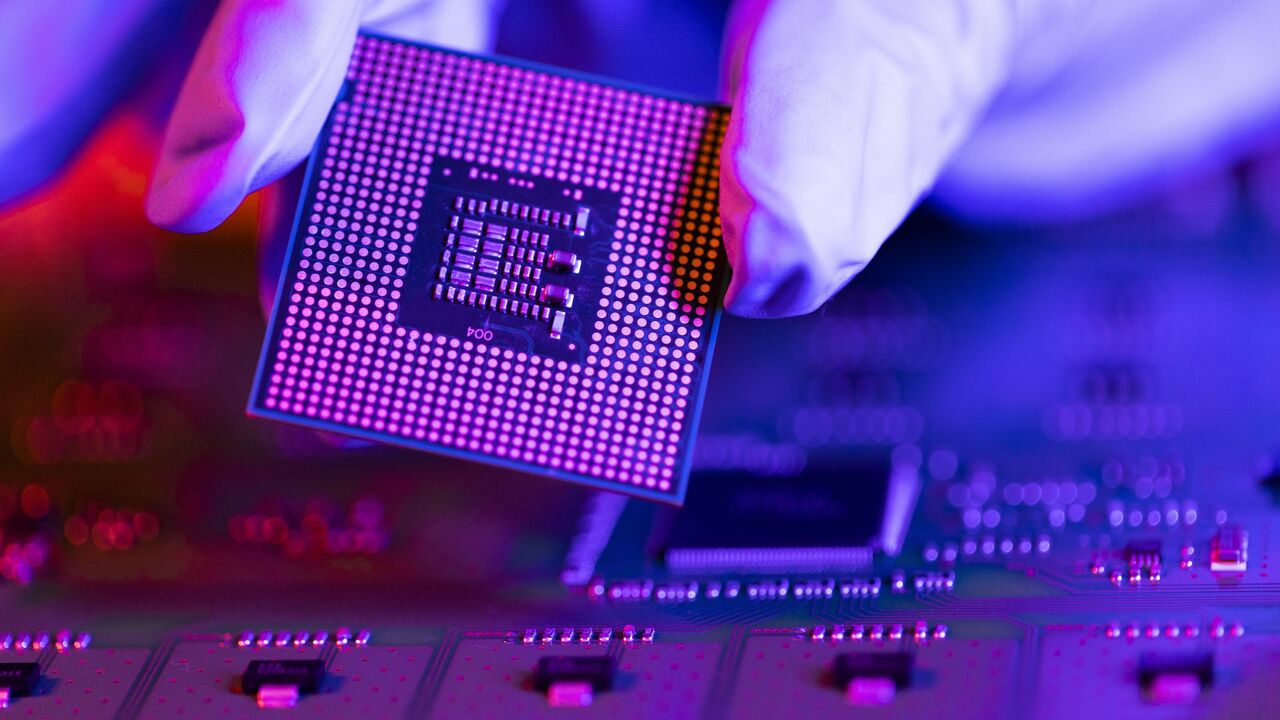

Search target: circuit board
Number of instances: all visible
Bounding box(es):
[6,204,1280,717]
[248,34,729,503]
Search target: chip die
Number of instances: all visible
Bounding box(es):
[250,34,729,502]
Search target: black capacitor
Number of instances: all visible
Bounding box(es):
[547,250,579,273]
[541,285,574,307]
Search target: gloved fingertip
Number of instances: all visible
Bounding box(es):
[145,135,248,234]
[720,203,858,319]
[724,266,842,319]
[144,175,232,234]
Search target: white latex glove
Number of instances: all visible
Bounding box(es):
[145,0,506,233]
[720,0,1280,317]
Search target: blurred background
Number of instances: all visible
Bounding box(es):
[2,0,1279,630]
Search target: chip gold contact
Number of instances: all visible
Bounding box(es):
[250,33,729,503]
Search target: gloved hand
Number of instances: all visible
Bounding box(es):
[145,0,506,233]
[82,0,1280,322]
[719,0,1280,317]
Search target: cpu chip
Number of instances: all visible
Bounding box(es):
[250,33,729,502]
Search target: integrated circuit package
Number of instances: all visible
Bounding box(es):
[250,33,729,502]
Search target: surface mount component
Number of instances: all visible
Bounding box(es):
[664,461,895,572]
[1210,524,1248,573]
[0,663,40,709]
[241,659,326,709]
[531,655,617,707]
[250,33,729,503]
[1136,652,1213,704]
[831,652,913,706]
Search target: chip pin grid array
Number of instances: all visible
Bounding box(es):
[252,34,729,502]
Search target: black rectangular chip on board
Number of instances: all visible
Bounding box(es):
[241,659,326,695]
[0,662,40,696]
[664,459,895,572]
[1136,652,1214,689]
[832,652,914,689]
[532,656,617,691]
